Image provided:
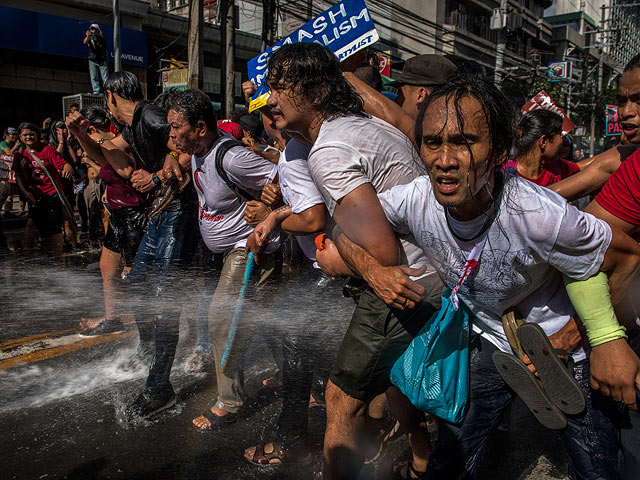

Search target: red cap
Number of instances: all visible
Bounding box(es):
[217,120,243,140]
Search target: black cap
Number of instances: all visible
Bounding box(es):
[388,54,458,87]
[237,114,262,136]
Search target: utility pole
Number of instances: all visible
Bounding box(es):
[493,0,508,86]
[261,0,276,51]
[589,4,607,157]
[113,0,121,72]
[307,0,313,20]
[220,0,235,117]
[188,0,204,89]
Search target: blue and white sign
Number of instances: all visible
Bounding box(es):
[248,0,378,111]
[0,6,147,67]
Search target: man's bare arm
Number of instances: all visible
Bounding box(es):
[550,145,639,201]
[330,227,426,310]
[585,200,639,237]
[343,72,416,145]
[332,183,399,267]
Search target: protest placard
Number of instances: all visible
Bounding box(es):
[247,0,378,112]
[522,90,575,135]
[605,104,621,137]
[0,154,15,183]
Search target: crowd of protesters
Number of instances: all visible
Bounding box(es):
[1,44,640,480]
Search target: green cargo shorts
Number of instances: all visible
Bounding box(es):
[329,273,444,401]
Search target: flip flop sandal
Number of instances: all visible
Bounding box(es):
[192,408,239,433]
[516,323,586,415]
[185,352,214,373]
[392,459,428,480]
[244,442,312,466]
[492,351,567,430]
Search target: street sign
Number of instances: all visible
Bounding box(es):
[548,61,569,82]
[522,90,575,135]
[247,0,379,112]
[605,104,621,137]
[162,68,188,91]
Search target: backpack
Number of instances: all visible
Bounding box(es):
[213,135,258,201]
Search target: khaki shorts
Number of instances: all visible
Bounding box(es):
[330,273,444,401]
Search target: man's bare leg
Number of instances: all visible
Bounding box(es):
[42,233,63,258]
[323,380,368,480]
[23,218,37,249]
[367,393,386,419]
[386,386,432,475]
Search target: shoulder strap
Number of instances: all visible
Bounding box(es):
[214,136,256,201]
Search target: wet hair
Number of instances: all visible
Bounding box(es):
[169,89,217,131]
[18,122,41,138]
[353,65,383,92]
[266,43,363,120]
[514,109,563,156]
[415,73,514,169]
[624,54,640,73]
[153,89,182,110]
[103,71,143,101]
[81,105,110,128]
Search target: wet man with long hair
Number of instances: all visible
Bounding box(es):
[337,72,640,478]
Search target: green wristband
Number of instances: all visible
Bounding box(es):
[563,272,626,347]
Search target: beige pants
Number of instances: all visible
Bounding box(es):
[209,247,281,413]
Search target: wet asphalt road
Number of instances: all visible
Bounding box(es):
[0,221,568,480]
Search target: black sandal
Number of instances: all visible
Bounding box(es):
[392,460,428,480]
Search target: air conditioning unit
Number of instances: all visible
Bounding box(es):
[490,8,506,30]
[61,94,106,119]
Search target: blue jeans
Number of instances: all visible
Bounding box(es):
[426,335,622,480]
[89,60,108,94]
[127,208,198,393]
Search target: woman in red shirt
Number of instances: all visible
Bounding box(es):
[506,109,581,187]
[12,122,72,257]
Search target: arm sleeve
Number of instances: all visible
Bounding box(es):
[307,144,369,214]
[564,272,626,346]
[595,151,640,225]
[377,181,416,235]
[279,160,325,214]
[547,203,612,280]
[225,147,277,192]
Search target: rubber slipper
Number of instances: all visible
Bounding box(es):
[192,408,239,433]
[244,441,312,466]
[492,351,567,429]
[516,323,586,415]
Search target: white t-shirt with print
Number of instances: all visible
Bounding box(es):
[378,174,613,359]
[192,134,279,254]
[307,113,431,270]
[278,139,334,263]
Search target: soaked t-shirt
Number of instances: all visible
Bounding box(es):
[378,174,612,359]
[99,163,145,210]
[307,113,429,270]
[192,134,279,254]
[122,101,196,210]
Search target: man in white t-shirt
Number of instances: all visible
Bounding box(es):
[168,89,282,431]
[341,74,640,477]
[264,43,446,479]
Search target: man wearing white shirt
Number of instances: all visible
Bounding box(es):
[168,89,282,430]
